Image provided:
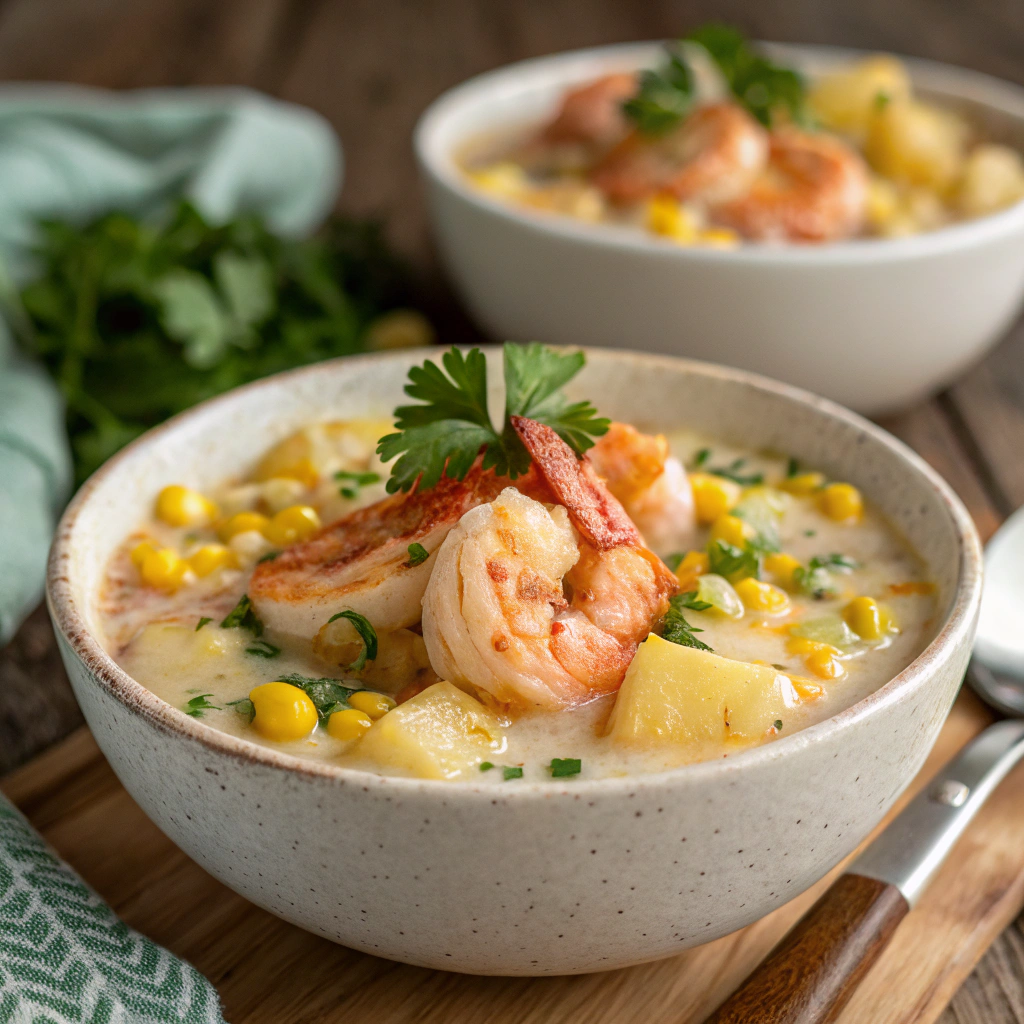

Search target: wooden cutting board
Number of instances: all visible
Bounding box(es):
[5,688,1024,1024]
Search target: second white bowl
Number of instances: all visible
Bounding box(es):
[415,42,1024,416]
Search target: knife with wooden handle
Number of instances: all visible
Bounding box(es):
[704,719,1024,1024]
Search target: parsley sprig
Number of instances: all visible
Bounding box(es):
[623,45,694,135]
[377,343,609,494]
[793,553,859,600]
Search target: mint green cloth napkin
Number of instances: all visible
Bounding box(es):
[0,793,224,1023]
[0,85,342,645]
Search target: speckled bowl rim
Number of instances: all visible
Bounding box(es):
[47,348,983,799]
[414,40,1024,265]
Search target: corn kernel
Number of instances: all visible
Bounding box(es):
[348,691,397,721]
[791,677,825,701]
[764,552,802,586]
[787,636,832,656]
[804,646,846,680]
[263,505,322,547]
[674,550,710,589]
[779,472,826,495]
[187,544,238,578]
[700,227,741,248]
[468,162,528,198]
[819,482,864,523]
[735,577,791,615]
[139,547,189,591]
[710,514,756,549]
[843,596,893,640]
[327,707,374,741]
[646,195,699,242]
[130,541,157,569]
[689,473,742,524]
[218,511,270,542]
[365,309,435,351]
[250,682,317,742]
[155,485,218,528]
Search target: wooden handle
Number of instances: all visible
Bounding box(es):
[704,873,909,1024]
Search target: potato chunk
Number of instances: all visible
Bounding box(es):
[864,99,967,190]
[809,55,912,140]
[607,635,801,746]
[355,681,506,779]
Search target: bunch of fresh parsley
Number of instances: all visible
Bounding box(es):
[11,200,416,483]
[622,23,807,136]
[377,343,609,493]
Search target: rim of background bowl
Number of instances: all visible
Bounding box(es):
[47,348,983,798]
[414,39,1024,266]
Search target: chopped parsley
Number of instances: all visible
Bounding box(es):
[708,539,761,582]
[274,673,360,724]
[804,529,817,538]
[257,551,280,564]
[708,457,764,487]
[692,447,712,468]
[677,590,713,611]
[227,697,255,723]
[503,766,524,781]
[786,457,800,478]
[660,594,713,651]
[184,694,220,717]
[245,639,281,659]
[664,552,685,572]
[479,761,494,772]
[336,469,381,499]
[793,553,859,600]
[622,44,694,135]
[376,343,609,494]
[326,610,378,671]
[549,758,582,778]
[220,594,263,636]
[406,542,430,567]
[774,720,784,731]
[195,616,212,631]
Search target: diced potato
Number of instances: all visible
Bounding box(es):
[809,56,912,140]
[354,681,506,780]
[607,635,803,746]
[864,99,968,190]
[957,144,1024,218]
[252,420,391,488]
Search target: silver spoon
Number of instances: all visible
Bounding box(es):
[707,510,1024,1024]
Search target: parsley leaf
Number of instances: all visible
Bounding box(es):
[195,616,212,631]
[479,761,495,772]
[326,610,378,671]
[184,693,220,717]
[686,24,807,128]
[406,542,430,566]
[549,758,582,778]
[336,469,381,499]
[220,594,263,636]
[274,673,360,725]
[693,447,712,468]
[622,45,695,135]
[503,766,525,781]
[245,639,281,659]
[677,590,713,611]
[377,343,608,494]
[708,540,761,582]
[227,697,255,723]
[661,594,714,651]
[708,457,764,487]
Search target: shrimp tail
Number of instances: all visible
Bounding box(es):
[509,416,639,549]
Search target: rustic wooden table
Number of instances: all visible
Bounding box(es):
[2,0,1023,1019]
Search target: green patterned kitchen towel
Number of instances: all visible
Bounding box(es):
[0,792,225,1023]
[0,84,341,647]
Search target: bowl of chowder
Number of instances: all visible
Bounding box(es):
[47,345,981,975]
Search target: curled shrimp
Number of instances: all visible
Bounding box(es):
[539,72,638,150]
[588,422,696,556]
[421,417,677,711]
[591,102,768,206]
[711,128,869,242]
[249,463,538,638]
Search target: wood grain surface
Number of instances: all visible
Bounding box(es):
[3,0,1024,1019]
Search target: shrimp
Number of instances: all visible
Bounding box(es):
[249,463,540,638]
[539,72,638,150]
[588,422,696,556]
[710,128,869,242]
[421,417,677,711]
[591,102,768,206]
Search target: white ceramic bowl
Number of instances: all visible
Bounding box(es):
[48,349,981,975]
[415,43,1024,416]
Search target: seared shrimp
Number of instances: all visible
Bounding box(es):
[591,102,768,206]
[249,464,521,638]
[711,128,869,242]
[540,72,637,150]
[421,418,677,711]
[588,422,696,556]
